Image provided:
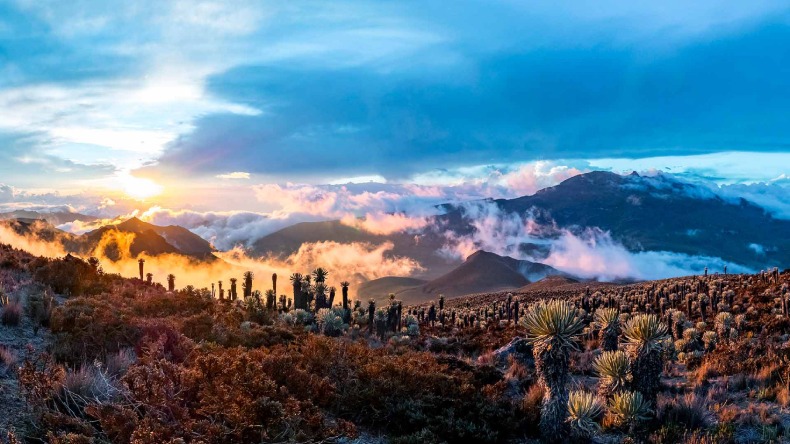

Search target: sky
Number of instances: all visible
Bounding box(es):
[1,0,789,219]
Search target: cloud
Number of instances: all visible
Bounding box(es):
[541,229,752,281]
[439,200,755,281]
[148,16,790,180]
[216,172,251,180]
[0,219,420,297]
[341,213,430,236]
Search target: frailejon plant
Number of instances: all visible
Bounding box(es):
[715,312,733,346]
[593,350,631,399]
[593,308,620,351]
[608,391,651,435]
[521,299,585,442]
[622,314,669,407]
[567,390,603,441]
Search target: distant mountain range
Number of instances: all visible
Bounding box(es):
[2,171,788,303]
[0,210,97,226]
[254,171,790,274]
[456,171,790,270]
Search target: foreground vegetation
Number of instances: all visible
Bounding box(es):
[0,243,789,443]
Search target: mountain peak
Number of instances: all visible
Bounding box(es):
[116,217,153,232]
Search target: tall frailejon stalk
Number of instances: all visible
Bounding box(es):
[622,314,669,407]
[290,273,303,310]
[593,308,620,351]
[243,271,254,298]
[521,299,585,442]
[340,281,350,323]
[167,274,175,292]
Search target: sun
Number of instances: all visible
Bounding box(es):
[120,175,164,200]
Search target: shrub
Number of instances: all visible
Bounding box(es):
[50,297,140,365]
[27,289,56,333]
[1,300,22,326]
[0,345,16,378]
[656,393,712,430]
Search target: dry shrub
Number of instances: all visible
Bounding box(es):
[50,297,140,365]
[105,348,136,377]
[0,345,16,378]
[521,383,544,434]
[27,289,55,333]
[693,359,721,385]
[504,355,529,381]
[656,393,712,430]
[752,363,782,387]
[775,385,790,407]
[1,300,22,326]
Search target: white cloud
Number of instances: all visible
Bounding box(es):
[216,172,251,180]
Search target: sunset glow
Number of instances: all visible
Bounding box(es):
[119,175,164,200]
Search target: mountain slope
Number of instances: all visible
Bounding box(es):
[393,250,566,304]
[83,217,215,260]
[252,220,458,279]
[477,171,790,269]
[357,277,429,301]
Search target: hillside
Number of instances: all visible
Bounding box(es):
[389,250,567,304]
[357,276,429,301]
[83,217,215,260]
[252,219,459,279]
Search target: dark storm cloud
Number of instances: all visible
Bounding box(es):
[153,16,790,180]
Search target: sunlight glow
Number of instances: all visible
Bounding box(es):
[119,175,164,200]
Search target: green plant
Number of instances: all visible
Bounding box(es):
[521,299,585,442]
[622,314,669,406]
[593,308,620,351]
[608,391,651,433]
[592,350,631,398]
[567,390,603,440]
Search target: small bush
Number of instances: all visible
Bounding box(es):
[0,345,17,378]
[1,300,22,326]
[656,393,712,430]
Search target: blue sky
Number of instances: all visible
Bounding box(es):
[1,0,789,213]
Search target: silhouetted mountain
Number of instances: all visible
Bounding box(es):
[0,218,80,250]
[384,250,567,304]
[83,217,215,260]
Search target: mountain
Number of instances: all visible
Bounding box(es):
[251,220,459,279]
[474,171,790,269]
[357,277,429,301]
[0,210,97,226]
[0,218,80,250]
[251,171,790,276]
[374,250,567,304]
[83,217,215,260]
